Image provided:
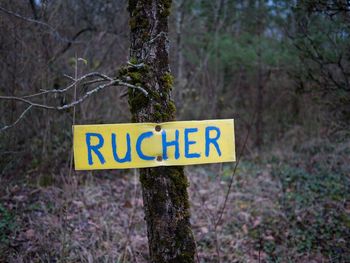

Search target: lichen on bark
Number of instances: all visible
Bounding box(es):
[126,0,196,262]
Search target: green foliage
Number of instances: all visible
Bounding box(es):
[161,72,174,91]
[292,1,350,127]
[266,162,350,260]
[212,134,350,262]
[0,204,15,244]
[215,33,291,70]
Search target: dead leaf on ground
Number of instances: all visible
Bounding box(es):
[25,229,35,240]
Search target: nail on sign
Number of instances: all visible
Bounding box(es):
[73,119,235,170]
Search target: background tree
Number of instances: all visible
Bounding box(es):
[291,0,350,131]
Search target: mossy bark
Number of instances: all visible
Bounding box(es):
[126,0,196,262]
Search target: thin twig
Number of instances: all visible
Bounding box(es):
[215,110,257,227]
[68,54,78,179]
[22,72,113,99]
[81,78,109,86]
[122,169,140,263]
[0,6,82,44]
[214,229,222,263]
[0,80,148,111]
[0,69,148,132]
[0,105,33,132]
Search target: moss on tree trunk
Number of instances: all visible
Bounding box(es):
[125,0,196,262]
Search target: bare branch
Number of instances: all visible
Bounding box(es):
[0,95,56,110]
[0,79,148,111]
[1,105,33,132]
[0,68,147,131]
[215,110,257,227]
[82,78,109,86]
[0,6,81,44]
[116,80,148,96]
[21,72,113,99]
[63,74,75,81]
[57,80,148,109]
[58,81,117,110]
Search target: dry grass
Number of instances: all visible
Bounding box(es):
[1,138,349,263]
[1,164,278,262]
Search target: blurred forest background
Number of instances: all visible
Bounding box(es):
[0,0,349,262]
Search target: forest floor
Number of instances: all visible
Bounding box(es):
[1,137,350,263]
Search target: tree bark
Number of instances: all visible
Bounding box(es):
[125,1,196,262]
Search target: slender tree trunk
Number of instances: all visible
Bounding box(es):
[175,0,184,84]
[174,0,185,109]
[255,0,264,150]
[255,44,264,149]
[125,1,196,262]
[255,73,264,149]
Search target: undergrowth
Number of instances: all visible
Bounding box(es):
[0,135,349,262]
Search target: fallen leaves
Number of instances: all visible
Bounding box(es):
[24,229,35,240]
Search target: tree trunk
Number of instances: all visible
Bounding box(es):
[255,46,264,150]
[255,0,264,151]
[125,1,196,262]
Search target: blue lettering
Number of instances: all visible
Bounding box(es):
[184,128,200,158]
[205,126,221,157]
[86,133,106,165]
[136,131,154,160]
[162,130,180,160]
[111,133,131,163]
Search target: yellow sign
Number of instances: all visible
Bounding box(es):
[73,119,235,170]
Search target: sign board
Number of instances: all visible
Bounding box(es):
[73,119,235,170]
